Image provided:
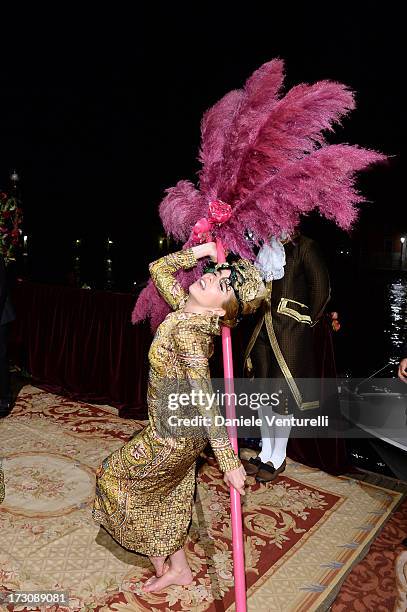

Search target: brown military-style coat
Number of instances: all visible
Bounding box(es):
[243,234,331,413]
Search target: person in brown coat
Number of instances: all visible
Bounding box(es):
[241,232,331,481]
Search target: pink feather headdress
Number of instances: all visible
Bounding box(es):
[133,58,386,331]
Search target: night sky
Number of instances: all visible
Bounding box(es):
[0,6,404,288]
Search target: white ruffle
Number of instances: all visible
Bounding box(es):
[254,236,286,281]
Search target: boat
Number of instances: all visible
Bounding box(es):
[339,366,407,479]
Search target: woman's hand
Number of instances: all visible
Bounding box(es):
[224,464,246,496]
[191,242,218,262]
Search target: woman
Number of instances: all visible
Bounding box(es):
[92,241,266,593]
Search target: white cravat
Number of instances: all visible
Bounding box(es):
[254,235,286,281]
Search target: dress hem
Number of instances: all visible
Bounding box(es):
[95,515,186,557]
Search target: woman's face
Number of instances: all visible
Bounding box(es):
[189,268,233,311]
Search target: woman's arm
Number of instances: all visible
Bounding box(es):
[149,249,197,310]
[149,243,218,310]
[174,320,242,473]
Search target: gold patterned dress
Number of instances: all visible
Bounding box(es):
[92,248,241,557]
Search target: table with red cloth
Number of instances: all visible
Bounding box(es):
[9,280,151,419]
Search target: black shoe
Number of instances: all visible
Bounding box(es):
[241,456,262,475]
[256,458,286,483]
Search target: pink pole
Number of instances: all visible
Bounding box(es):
[216,238,247,612]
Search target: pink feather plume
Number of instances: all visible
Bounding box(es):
[159,180,206,242]
[132,58,387,331]
[216,144,387,256]
[198,89,245,199]
[218,59,285,199]
[220,80,356,204]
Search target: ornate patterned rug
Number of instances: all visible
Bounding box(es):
[331,476,407,612]
[0,385,404,611]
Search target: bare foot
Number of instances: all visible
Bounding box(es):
[142,566,193,593]
[150,557,170,577]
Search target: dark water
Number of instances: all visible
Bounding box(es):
[332,269,407,378]
[335,272,407,477]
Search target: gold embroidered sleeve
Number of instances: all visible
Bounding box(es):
[174,322,242,473]
[149,248,197,310]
